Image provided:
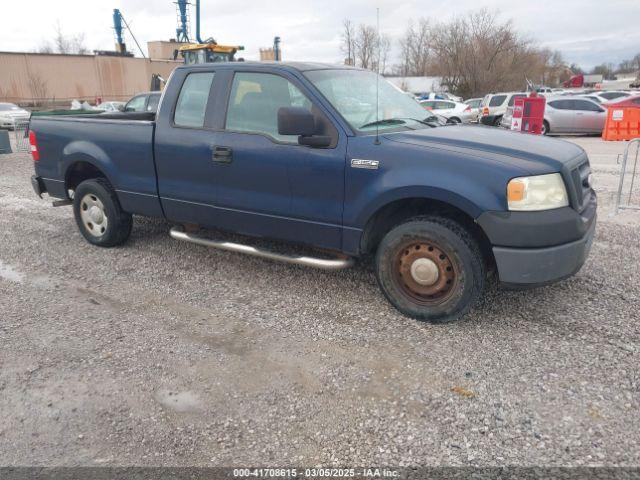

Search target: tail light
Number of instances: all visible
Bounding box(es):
[29,130,40,161]
[482,107,490,116]
[465,105,471,112]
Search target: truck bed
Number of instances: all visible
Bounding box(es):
[30,113,163,218]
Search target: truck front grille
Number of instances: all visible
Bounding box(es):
[568,158,592,212]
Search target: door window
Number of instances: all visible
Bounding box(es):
[225,72,312,142]
[147,94,160,112]
[174,72,215,128]
[125,95,146,112]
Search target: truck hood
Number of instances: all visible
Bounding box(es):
[384,125,585,175]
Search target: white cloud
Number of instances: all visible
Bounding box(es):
[2,0,639,69]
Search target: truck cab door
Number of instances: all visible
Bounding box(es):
[208,70,346,250]
[154,70,222,225]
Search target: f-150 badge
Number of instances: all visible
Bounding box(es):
[351,159,379,170]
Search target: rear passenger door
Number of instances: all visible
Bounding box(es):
[209,70,346,250]
[573,99,605,133]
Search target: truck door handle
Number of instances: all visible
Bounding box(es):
[212,146,233,164]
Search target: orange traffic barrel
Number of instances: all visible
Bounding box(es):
[603,96,640,141]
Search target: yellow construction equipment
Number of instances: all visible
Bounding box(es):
[178,42,244,64]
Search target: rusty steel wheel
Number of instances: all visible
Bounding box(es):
[394,240,458,305]
[375,216,485,323]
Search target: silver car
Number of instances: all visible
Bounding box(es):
[0,103,30,129]
[543,97,607,135]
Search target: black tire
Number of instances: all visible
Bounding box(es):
[493,116,503,127]
[375,216,485,323]
[449,117,461,124]
[73,179,132,247]
[542,120,550,135]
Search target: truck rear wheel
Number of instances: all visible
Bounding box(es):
[375,216,485,323]
[73,179,132,247]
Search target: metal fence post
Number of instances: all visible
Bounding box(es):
[614,138,640,214]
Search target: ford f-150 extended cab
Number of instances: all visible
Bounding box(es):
[29,62,597,322]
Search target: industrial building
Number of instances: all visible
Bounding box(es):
[0,49,180,107]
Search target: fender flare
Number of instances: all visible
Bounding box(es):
[59,141,117,188]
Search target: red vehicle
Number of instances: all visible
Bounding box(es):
[562,74,604,89]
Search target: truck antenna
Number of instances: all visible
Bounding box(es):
[374,7,381,145]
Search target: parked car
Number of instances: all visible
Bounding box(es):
[419,99,473,123]
[96,101,126,113]
[419,92,463,102]
[464,98,482,122]
[0,102,30,129]
[480,92,527,126]
[579,95,604,104]
[124,92,162,113]
[29,62,596,323]
[595,91,631,101]
[543,97,606,135]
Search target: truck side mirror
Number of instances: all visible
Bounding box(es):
[277,107,316,136]
[278,107,332,148]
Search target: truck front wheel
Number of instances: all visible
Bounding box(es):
[375,216,485,323]
[73,179,132,247]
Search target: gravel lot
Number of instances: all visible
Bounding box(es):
[0,133,638,467]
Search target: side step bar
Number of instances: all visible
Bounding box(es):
[169,226,354,271]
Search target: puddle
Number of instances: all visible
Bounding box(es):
[0,261,25,283]
[154,390,203,413]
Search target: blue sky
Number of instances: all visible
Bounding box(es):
[2,0,639,70]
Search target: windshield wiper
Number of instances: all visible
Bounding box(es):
[360,118,410,129]
[360,117,433,130]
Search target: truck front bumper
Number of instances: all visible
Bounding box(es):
[492,219,595,287]
[477,191,597,287]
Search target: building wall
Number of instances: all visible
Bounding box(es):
[148,41,184,60]
[0,51,181,105]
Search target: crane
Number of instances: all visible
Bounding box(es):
[174,0,244,64]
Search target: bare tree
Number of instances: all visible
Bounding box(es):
[341,19,356,66]
[53,20,89,54]
[428,9,555,97]
[26,71,49,107]
[371,35,391,74]
[398,19,433,76]
[355,24,378,70]
[36,41,54,54]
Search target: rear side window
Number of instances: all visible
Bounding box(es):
[574,100,601,112]
[548,99,573,110]
[508,94,526,106]
[174,72,215,128]
[489,95,507,107]
[225,72,312,142]
[125,95,146,112]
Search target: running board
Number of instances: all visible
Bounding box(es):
[169,226,354,271]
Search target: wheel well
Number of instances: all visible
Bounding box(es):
[449,116,461,123]
[65,162,107,195]
[360,198,495,270]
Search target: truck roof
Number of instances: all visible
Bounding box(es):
[176,61,360,73]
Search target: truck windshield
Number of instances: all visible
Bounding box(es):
[305,69,434,133]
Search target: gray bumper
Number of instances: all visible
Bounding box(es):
[493,217,596,286]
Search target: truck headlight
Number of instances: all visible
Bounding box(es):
[507,173,569,211]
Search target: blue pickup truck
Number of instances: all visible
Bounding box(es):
[29,62,596,322]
